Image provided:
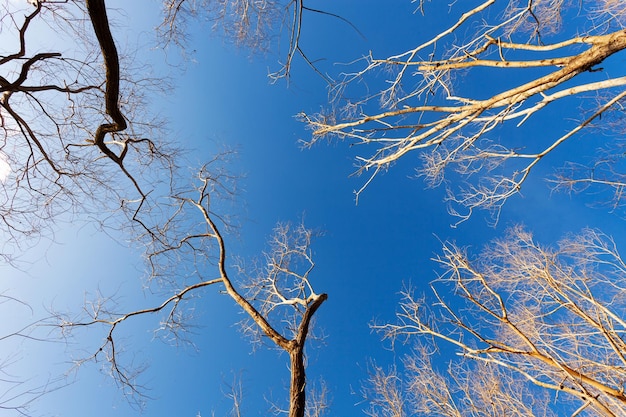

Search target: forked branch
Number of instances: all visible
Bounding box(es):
[301,1,626,219]
[59,166,326,417]
[373,227,626,416]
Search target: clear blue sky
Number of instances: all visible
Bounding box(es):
[1,1,624,416]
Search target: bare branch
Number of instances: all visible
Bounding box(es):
[301,1,626,220]
[58,164,326,417]
[374,227,626,416]
[0,0,175,260]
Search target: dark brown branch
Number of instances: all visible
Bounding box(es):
[0,1,42,66]
[86,0,128,165]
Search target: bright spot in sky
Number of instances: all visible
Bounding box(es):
[0,153,10,183]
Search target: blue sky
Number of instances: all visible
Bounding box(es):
[1,1,625,416]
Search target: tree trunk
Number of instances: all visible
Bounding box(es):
[289,347,306,417]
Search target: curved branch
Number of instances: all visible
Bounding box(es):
[86,0,128,165]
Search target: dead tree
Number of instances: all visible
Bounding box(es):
[301,1,626,220]
[2,1,330,415]
[371,227,626,416]
[58,163,327,417]
[159,0,354,82]
[0,0,173,413]
[0,0,170,260]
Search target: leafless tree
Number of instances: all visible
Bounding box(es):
[158,0,358,82]
[301,1,626,220]
[0,0,355,264]
[372,226,626,416]
[57,163,327,417]
[363,351,558,417]
[159,0,284,51]
[1,1,332,415]
[0,0,172,412]
[0,0,172,261]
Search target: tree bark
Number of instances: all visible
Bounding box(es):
[85,0,128,164]
[289,348,306,417]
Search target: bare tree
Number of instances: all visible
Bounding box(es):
[301,1,626,220]
[372,226,626,416]
[363,351,558,417]
[0,1,333,415]
[0,0,172,412]
[0,0,351,263]
[0,0,172,261]
[158,0,358,82]
[57,163,327,417]
[159,0,284,52]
